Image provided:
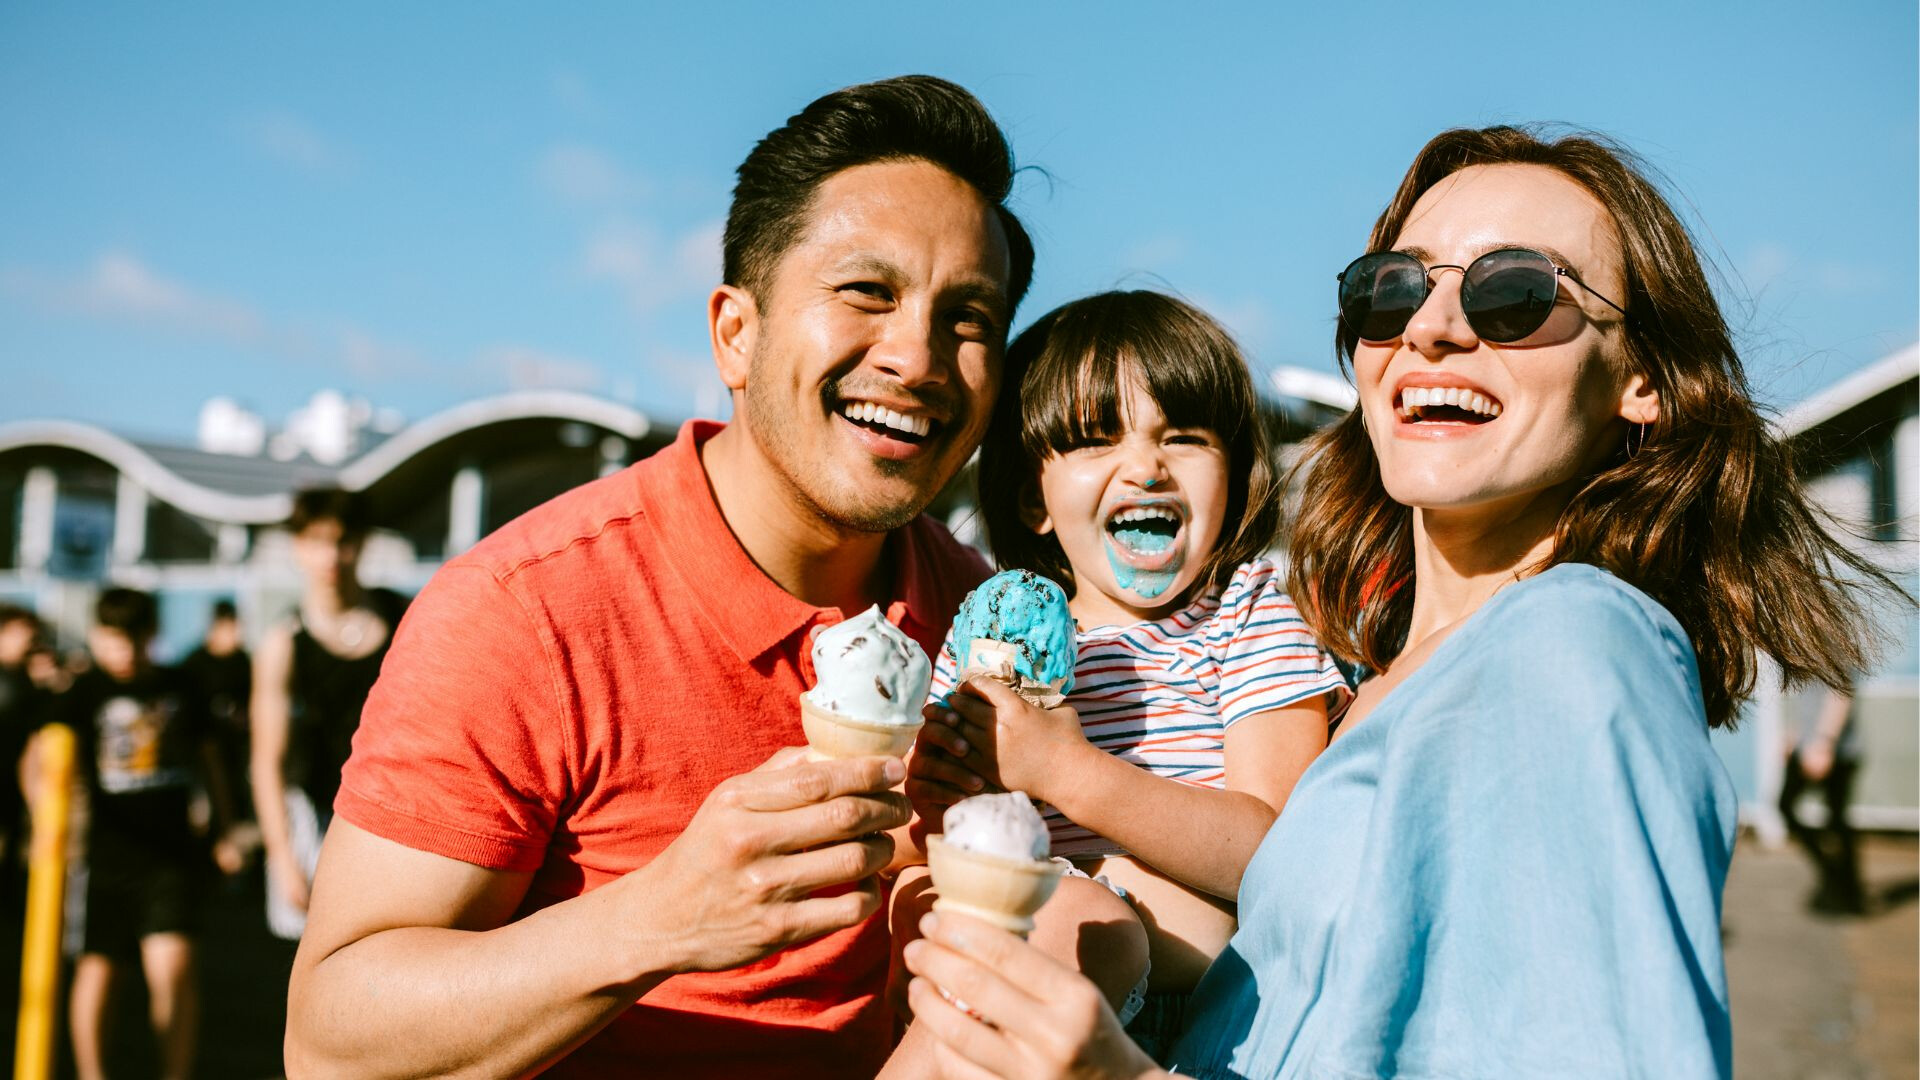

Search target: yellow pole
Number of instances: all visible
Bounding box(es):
[15,724,75,1080]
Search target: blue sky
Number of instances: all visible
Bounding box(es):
[2,3,1914,443]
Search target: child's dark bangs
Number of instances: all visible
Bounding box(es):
[1022,325,1130,458]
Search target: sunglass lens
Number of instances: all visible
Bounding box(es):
[1339,253,1426,342]
[1464,250,1558,342]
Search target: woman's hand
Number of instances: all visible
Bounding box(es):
[903,911,1167,1080]
[947,677,1093,803]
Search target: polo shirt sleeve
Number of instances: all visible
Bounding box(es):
[335,563,571,873]
[1209,558,1351,727]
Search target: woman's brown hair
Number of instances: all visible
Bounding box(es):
[1288,125,1899,728]
[979,290,1281,599]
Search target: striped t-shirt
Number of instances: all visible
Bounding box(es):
[928,557,1350,859]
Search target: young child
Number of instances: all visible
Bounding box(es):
[900,291,1350,1054]
[37,588,232,1080]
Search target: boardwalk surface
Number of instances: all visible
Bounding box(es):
[6,834,1917,1077]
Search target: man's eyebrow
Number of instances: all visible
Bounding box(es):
[829,253,908,280]
[944,277,1010,318]
[827,254,1008,315]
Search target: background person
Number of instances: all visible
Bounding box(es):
[285,75,1033,1078]
[181,598,255,868]
[250,488,406,938]
[1778,683,1867,915]
[34,587,236,1080]
[901,124,1898,1080]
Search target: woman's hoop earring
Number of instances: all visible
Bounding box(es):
[1626,422,1649,459]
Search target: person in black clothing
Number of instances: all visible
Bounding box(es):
[251,489,405,939]
[1779,683,1868,915]
[0,604,45,873]
[33,587,234,1080]
[180,599,253,857]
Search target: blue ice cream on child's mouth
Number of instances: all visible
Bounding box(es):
[950,570,1077,694]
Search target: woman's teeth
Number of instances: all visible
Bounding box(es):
[1398,386,1501,420]
[842,401,932,437]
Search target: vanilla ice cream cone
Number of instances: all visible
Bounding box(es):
[799,695,922,761]
[926,834,1062,937]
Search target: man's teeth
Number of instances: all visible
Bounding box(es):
[1110,507,1180,525]
[1398,386,1502,419]
[842,401,932,437]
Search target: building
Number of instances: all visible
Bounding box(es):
[1716,344,1920,836]
[0,391,667,659]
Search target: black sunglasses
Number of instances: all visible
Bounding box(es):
[1336,247,1627,345]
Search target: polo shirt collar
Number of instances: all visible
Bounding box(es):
[645,420,939,666]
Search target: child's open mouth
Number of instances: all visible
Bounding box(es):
[1104,499,1185,571]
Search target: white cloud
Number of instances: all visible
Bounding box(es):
[337,327,435,381]
[582,218,723,313]
[479,344,606,392]
[243,111,353,175]
[0,251,266,343]
[1743,243,1792,292]
[1120,232,1188,270]
[551,71,600,117]
[537,143,644,204]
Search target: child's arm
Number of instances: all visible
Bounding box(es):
[948,678,1329,900]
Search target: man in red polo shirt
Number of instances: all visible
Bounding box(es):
[284,76,1033,1078]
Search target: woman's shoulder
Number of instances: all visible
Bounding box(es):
[1434,563,1708,741]
[1480,563,1690,667]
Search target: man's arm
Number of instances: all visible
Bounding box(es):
[286,750,911,1079]
[248,624,307,911]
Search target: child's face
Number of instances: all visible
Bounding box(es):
[88,626,147,681]
[1031,376,1229,626]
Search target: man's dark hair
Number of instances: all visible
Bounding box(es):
[288,487,371,539]
[95,587,158,640]
[723,75,1034,312]
[211,598,239,622]
[0,603,36,630]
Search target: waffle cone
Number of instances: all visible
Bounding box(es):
[798,696,922,760]
[959,639,1068,708]
[925,834,1062,937]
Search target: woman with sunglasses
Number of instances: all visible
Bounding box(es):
[896,125,1893,1080]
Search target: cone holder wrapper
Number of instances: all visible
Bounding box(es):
[959,639,1068,709]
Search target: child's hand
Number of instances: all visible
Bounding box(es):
[948,676,1092,804]
[905,701,997,835]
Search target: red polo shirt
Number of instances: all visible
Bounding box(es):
[336,419,988,1078]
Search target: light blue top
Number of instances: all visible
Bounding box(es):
[1168,564,1738,1079]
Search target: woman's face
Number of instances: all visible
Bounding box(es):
[1352,163,1659,515]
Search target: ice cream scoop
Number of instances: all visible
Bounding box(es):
[800,605,931,759]
[950,570,1076,707]
[927,792,1061,936]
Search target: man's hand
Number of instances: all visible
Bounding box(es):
[946,677,1091,804]
[903,911,1166,1080]
[620,747,911,975]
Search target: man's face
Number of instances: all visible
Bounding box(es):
[292,519,363,591]
[0,618,36,668]
[88,626,145,682]
[732,159,1013,533]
